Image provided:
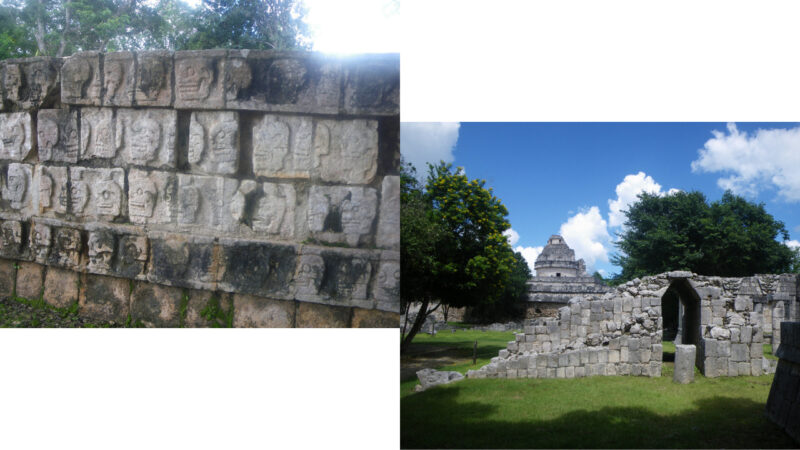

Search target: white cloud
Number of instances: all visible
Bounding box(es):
[400,122,460,176]
[608,172,665,228]
[786,240,800,249]
[515,245,543,274]
[503,228,520,246]
[559,206,611,271]
[691,123,800,201]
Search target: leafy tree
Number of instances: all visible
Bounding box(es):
[401,161,520,352]
[613,190,794,281]
[463,251,532,324]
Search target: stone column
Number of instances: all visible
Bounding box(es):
[676,300,684,344]
[673,344,696,384]
[765,321,800,444]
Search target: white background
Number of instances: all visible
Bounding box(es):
[4,1,800,449]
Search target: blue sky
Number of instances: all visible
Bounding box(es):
[401,122,800,277]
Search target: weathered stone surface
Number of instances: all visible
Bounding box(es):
[86,229,116,274]
[224,51,342,114]
[80,108,120,160]
[2,163,34,216]
[296,301,351,327]
[79,273,130,323]
[376,175,399,249]
[174,173,220,227]
[130,282,182,327]
[0,258,14,297]
[37,109,79,163]
[184,291,232,327]
[15,261,43,299]
[217,239,296,300]
[102,52,134,106]
[292,246,373,309]
[351,308,399,328]
[48,227,82,269]
[251,114,315,178]
[674,344,696,384]
[342,56,399,116]
[317,119,379,184]
[117,109,177,167]
[34,166,68,216]
[0,219,26,259]
[307,185,378,246]
[61,52,101,105]
[236,181,296,238]
[148,234,217,290]
[232,294,294,328]
[115,234,149,279]
[416,368,464,391]
[42,267,79,308]
[187,111,239,175]
[3,57,61,109]
[134,51,172,106]
[0,112,33,160]
[374,251,399,312]
[174,51,226,109]
[69,167,125,219]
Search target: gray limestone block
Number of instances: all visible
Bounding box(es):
[536,355,547,368]
[517,355,529,368]
[226,179,297,239]
[86,229,117,275]
[224,51,343,115]
[728,360,739,376]
[565,366,575,378]
[61,51,102,105]
[188,111,239,175]
[68,167,125,220]
[622,297,632,312]
[556,367,565,378]
[134,51,173,106]
[558,354,568,366]
[214,237,300,300]
[641,349,652,362]
[629,338,640,352]
[508,358,519,370]
[508,341,518,353]
[116,108,177,168]
[318,118,380,183]
[290,245,374,309]
[596,363,607,376]
[29,222,52,264]
[416,368,464,391]
[730,327,741,343]
[750,342,763,358]
[574,366,586,378]
[148,233,218,291]
[598,349,608,363]
[373,251,399,312]
[652,344,662,355]
[47,226,82,269]
[589,349,599,364]
[546,368,556,378]
[114,234,149,279]
[734,296,753,312]
[1,163,34,218]
[731,343,749,362]
[130,282,183,327]
[695,286,721,300]
[649,361,662,377]
[631,364,643,376]
[608,349,620,363]
[80,107,121,161]
[618,363,631,376]
[737,362,751,376]
[0,219,29,260]
[674,344,696,383]
[37,109,78,163]
[3,57,61,110]
[547,354,558,368]
[342,54,399,116]
[742,325,753,344]
[629,349,640,363]
[102,51,135,106]
[0,112,33,161]
[174,50,226,109]
[127,169,175,225]
[308,185,378,247]
[568,351,580,366]
[718,339,731,357]
[375,176,400,250]
[507,369,518,379]
[701,306,712,325]
[750,359,762,376]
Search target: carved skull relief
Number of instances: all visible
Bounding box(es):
[88,230,115,272]
[30,223,52,263]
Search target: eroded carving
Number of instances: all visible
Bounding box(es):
[253,116,289,174]
[294,254,325,298]
[0,220,23,257]
[252,182,295,237]
[318,120,379,184]
[178,182,200,224]
[129,171,157,219]
[95,173,123,217]
[3,163,28,209]
[135,52,171,106]
[30,223,52,263]
[267,59,308,104]
[375,260,400,302]
[102,53,133,106]
[188,112,238,175]
[118,234,148,278]
[69,171,89,215]
[188,114,205,164]
[81,108,120,159]
[230,180,257,223]
[62,54,100,104]
[52,227,82,268]
[116,109,176,167]
[0,112,32,160]
[87,230,115,273]
[37,109,79,163]
[3,64,21,102]
[308,186,378,246]
[176,58,213,101]
[224,58,252,101]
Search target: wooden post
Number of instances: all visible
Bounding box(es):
[473,340,478,365]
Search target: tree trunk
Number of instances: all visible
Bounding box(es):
[400,298,441,354]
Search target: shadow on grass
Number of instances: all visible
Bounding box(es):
[401,385,794,449]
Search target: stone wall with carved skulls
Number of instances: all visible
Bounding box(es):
[0,50,399,328]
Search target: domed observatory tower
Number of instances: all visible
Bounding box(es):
[527,235,611,317]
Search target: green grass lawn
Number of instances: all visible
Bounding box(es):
[401,331,793,449]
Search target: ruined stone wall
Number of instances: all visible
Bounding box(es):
[469,272,799,379]
[766,321,800,444]
[0,50,399,327]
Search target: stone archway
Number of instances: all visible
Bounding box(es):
[661,278,703,369]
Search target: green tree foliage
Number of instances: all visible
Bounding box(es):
[463,251,532,323]
[613,190,795,281]
[401,161,523,352]
[0,0,308,60]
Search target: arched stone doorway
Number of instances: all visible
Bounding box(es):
[661,278,703,369]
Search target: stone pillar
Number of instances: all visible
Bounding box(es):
[673,344,696,384]
[765,321,800,444]
[676,300,684,344]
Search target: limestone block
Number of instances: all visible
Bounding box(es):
[0,113,33,163]
[575,366,586,378]
[174,50,226,109]
[115,234,149,279]
[730,327,741,343]
[2,163,34,217]
[242,181,296,238]
[251,114,316,178]
[317,119,379,184]
[68,167,125,219]
[29,223,51,264]
[710,326,731,340]
[0,258,14,297]
[296,301,351,327]
[79,273,130,323]
[3,57,61,109]
[731,343,749,362]
[80,108,121,160]
[351,308,399,328]
[188,111,239,175]
[376,175,399,249]
[130,282,182,327]
[291,246,373,309]
[308,185,378,247]
[117,108,177,167]
[86,229,116,275]
[734,296,753,312]
[184,291,232,327]
[217,238,297,300]
[134,51,173,106]
[102,52,134,106]
[175,173,221,228]
[15,261,43,299]
[34,166,68,216]
[0,220,26,259]
[148,233,217,290]
[374,254,399,312]
[718,340,731,357]
[37,109,79,163]
[750,342,763,358]
[127,169,176,225]
[48,227,82,269]
[232,294,295,328]
[343,56,399,116]
[224,51,342,114]
[42,267,79,308]
[61,52,101,105]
